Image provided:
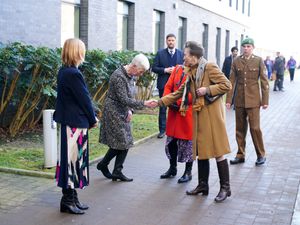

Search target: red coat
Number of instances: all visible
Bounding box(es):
[163,65,193,140]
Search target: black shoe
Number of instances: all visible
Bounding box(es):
[157,132,165,138]
[178,173,192,183]
[96,162,112,179]
[230,157,245,165]
[255,157,266,166]
[273,89,278,91]
[112,172,133,182]
[160,167,177,179]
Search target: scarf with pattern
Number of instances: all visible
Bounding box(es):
[179,57,207,116]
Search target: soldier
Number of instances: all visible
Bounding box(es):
[226,38,269,166]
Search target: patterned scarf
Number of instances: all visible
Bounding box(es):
[179,57,207,116]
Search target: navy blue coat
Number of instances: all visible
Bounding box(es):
[152,48,184,90]
[54,66,96,128]
[222,55,234,79]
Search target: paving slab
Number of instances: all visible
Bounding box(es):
[1,72,300,225]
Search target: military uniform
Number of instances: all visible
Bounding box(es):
[226,54,269,160]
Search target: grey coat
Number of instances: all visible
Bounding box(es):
[100,66,144,150]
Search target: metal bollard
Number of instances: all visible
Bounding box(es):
[43,109,57,168]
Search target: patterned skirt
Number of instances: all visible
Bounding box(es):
[165,137,193,163]
[55,124,89,189]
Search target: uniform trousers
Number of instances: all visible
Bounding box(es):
[235,107,266,159]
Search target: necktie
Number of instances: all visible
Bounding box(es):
[170,50,174,58]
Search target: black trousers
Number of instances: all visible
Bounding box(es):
[289,68,295,81]
[158,89,166,133]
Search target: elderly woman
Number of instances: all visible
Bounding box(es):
[159,41,232,202]
[54,38,98,214]
[97,54,154,182]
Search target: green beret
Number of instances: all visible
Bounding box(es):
[241,38,254,46]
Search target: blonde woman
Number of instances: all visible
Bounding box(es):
[54,38,98,214]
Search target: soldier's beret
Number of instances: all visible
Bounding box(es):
[241,38,254,46]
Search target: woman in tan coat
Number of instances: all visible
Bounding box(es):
[158,41,232,202]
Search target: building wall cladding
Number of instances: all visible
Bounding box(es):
[0,0,61,48]
[0,0,248,63]
[89,0,249,63]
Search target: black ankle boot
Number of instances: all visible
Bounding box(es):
[60,189,84,214]
[96,148,118,179]
[160,166,177,179]
[73,189,89,210]
[112,172,133,182]
[112,149,133,182]
[178,162,193,183]
[215,159,231,203]
[186,159,209,196]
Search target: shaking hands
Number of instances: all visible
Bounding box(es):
[144,99,158,108]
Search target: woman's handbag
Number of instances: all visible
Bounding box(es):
[204,94,223,104]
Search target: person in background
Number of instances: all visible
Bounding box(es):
[160,64,193,183]
[152,34,184,138]
[264,56,273,80]
[97,54,156,182]
[226,38,269,166]
[159,41,232,203]
[54,38,98,215]
[273,51,286,91]
[286,56,297,82]
[222,46,239,79]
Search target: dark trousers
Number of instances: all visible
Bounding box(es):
[235,107,266,159]
[289,69,295,81]
[158,89,166,133]
[274,73,284,90]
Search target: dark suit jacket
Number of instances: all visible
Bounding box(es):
[222,55,233,79]
[54,66,96,128]
[152,48,184,90]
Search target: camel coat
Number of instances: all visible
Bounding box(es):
[160,62,232,160]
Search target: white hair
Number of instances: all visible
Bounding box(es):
[131,53,150,71]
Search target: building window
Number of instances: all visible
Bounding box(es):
[61,0,80,46]
[117,1,130,50]
[216,27,221,67]
[248,0,251,16]
[242,0,245,13]
[236,0,239,11]
[152,10,164,53]
[225,30,230,57]
[202,24,209,59]
[229,0,232,7]
[235,40,239,49]
[178,17,187,50]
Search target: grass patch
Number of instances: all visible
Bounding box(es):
[0,114,158,172]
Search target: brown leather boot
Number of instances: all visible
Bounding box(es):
[186,159,209,195]
[215,159,231,203]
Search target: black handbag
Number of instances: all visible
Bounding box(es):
[204,94,223,104]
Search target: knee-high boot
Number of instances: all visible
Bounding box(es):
[186,159,209,195]
[215,159,231,202]
[96,148,118,179]
[60,188,84,214]
[73,189,88,210]
[178,161,193,183]
[112,149,133,182]
[160,140,178,179]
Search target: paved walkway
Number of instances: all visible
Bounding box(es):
[1,72,300,225]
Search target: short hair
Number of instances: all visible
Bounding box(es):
[131,53,150,71]
[166,33,176,40]
[231,47,238,52]
[62,38,86,66]
[184,41,204,59]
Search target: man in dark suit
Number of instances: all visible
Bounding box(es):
[152,34,184,138]
[222,46,238,79]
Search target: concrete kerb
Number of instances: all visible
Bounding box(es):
[0,132,159,179]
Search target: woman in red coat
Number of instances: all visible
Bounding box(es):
[160,65,194,183]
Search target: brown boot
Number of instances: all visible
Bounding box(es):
[215,159,231,203]
[186,159,209,195]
